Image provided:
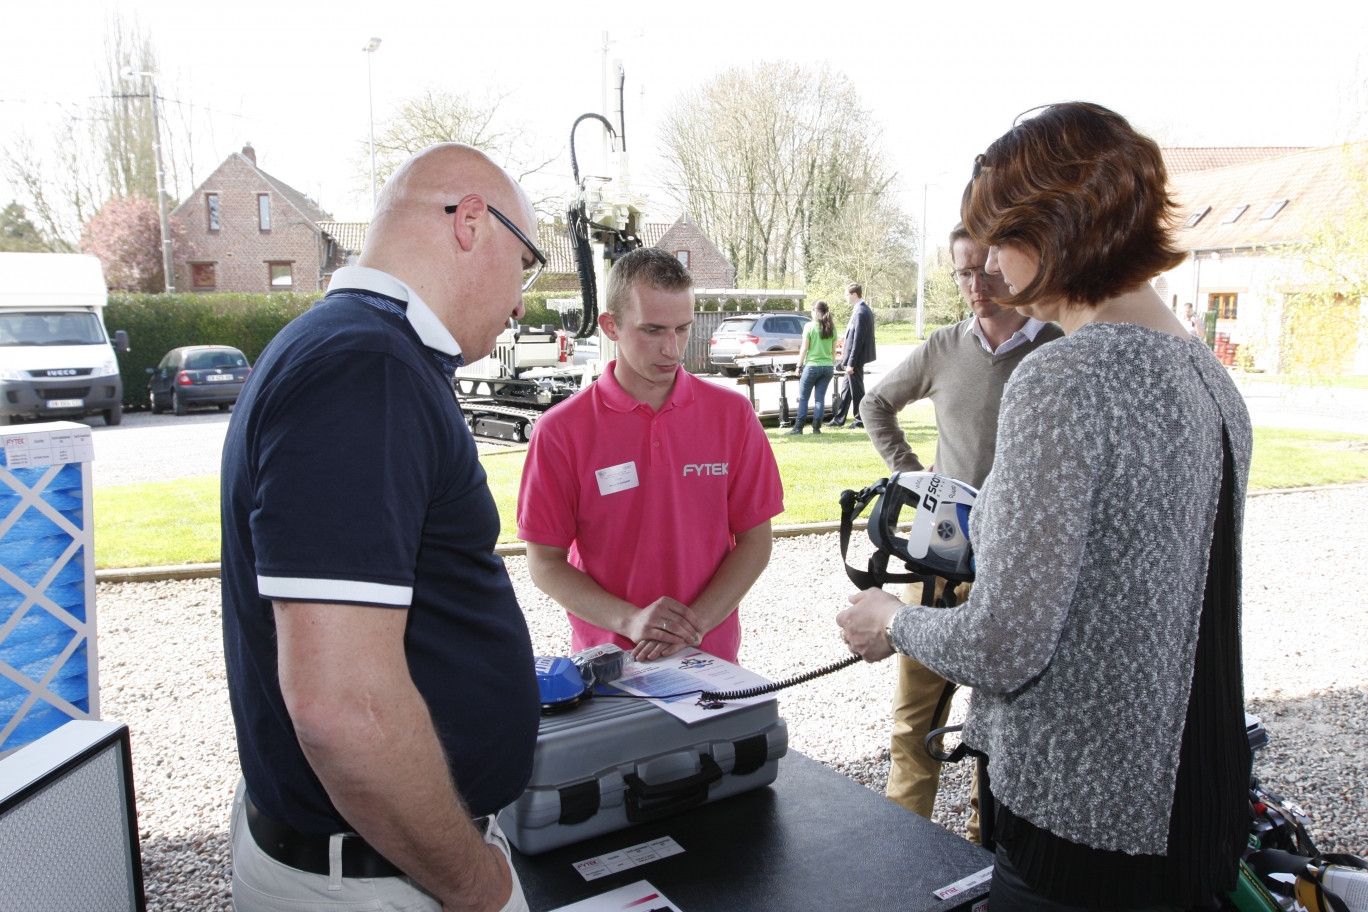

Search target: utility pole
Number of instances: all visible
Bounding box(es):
[120,66,174,293]
[364,38,382,212]
[917,183,928,339]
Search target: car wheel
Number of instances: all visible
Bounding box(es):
[218,402,231,412]
[104,403,122,426]
[173,390,188,416]
[721,367,743,378]
[149,388,163,414]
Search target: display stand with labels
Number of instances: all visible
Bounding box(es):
[0,422,99,757]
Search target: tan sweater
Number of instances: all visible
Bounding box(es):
[861,319,1063,487]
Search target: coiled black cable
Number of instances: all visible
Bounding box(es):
[699,655,861,701]
[593,654,863,706]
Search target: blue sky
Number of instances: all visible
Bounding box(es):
[4,0,1366,244]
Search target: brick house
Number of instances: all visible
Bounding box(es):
[653,214,736,288]
[170,144,359,293]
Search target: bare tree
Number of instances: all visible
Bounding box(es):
[363,86,560,212]
[99,15,160,202]
[809,190,918,306]
[2,124,103,252]
[659,61,911,293]
[1,13,192,251]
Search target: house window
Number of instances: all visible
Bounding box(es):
[269,262,293,289]
[1210,293,1238,320]
[206,194,220,232]
[1183,206,1211,228]
[258,194,271,231]
[675,250,690,267]
[1260,199,1288,220]
[190,263,217,290]
[1222,205,1249,224]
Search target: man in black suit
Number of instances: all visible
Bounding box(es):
[827,282,877,428]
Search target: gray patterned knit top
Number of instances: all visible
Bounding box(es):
[892,321,1252,855]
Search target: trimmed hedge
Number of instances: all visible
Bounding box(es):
[105,292,316,409]
[103,287,797,410]
[105,290,569,411]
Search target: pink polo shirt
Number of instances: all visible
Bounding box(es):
[517,364,784,662]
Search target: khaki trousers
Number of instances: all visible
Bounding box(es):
[885,579,980,844]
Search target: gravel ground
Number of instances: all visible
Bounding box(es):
[91,485,1368,910]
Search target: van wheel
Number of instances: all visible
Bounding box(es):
[104,404,122,426]
[721,367,742,378]
[173,390,188,416]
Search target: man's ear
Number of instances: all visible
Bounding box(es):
[598,311,620,341]
[447,194,486,254]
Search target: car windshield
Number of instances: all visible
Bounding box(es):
[0,312,106,346]
[184,350,247,370]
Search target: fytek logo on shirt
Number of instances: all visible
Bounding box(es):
[683,463,728,477]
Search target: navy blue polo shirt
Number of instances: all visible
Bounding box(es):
[221,284,538,834]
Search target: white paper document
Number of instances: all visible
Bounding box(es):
[571,836,685,882]
[546,879,682,912]
[599,650,775,725]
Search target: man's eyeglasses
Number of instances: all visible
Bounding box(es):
[954,266,997,287]
[444,202,547,292]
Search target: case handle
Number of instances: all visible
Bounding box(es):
[623,754,723,823]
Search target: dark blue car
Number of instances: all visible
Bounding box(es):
[147,345,251,416]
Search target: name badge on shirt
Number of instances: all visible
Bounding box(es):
[595,461,640,496]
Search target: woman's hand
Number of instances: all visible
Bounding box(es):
[836,588,905,662]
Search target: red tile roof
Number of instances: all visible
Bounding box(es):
[1170,143,1368,250]
[1162,147,1312,176]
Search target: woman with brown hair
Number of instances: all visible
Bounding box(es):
[838,102,1252,911]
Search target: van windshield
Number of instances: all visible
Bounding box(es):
[0,312,107,346]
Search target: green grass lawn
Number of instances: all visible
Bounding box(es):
[93,402,1368,569]
[874,322,956,346]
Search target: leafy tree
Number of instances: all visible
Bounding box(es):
[1260,143,1368,380]
[920,261,967,328]
[659,61,912,295]
[80,196,194,293]
[0,202,49,252]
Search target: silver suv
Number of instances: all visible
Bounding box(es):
[708,313,811,377]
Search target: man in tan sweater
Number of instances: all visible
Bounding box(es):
[860,224,1062,838]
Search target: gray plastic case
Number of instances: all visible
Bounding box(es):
[497,694,788,855]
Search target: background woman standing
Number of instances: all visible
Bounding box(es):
[786,299,836,434]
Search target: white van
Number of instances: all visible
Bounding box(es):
[0,252,129,426]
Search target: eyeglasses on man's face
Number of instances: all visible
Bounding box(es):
[954,265,999,287]
[444,202,547,292]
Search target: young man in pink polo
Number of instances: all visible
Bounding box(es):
[517,248,783,664]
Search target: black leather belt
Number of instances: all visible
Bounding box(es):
[244,795,405,879]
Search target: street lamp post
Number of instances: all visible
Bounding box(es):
[119,65,174,293]
[363,38,382,212]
